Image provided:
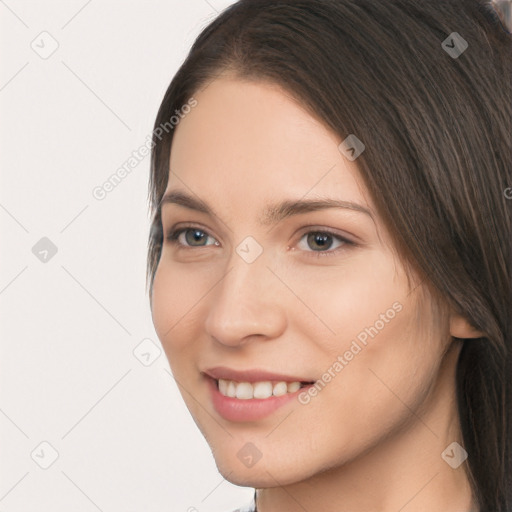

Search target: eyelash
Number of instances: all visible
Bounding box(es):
[164,224,355,258]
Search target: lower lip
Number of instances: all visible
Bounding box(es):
[206,376,312,422]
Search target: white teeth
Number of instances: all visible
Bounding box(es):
[227,381,236,398]
[273,381,288,396]
[217,378,305,399]
[287,381,301,393]
[235,382,254,400]
[253,381,273,399]
[218,379,228,395]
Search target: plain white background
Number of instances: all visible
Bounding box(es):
[0,1,255,510]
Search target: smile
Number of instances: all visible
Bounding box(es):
[205,375,313,423]
[217,379,309,399]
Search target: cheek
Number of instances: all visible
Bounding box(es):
[316,294,444,442]
[293,252,443,421]
[283,250,408,354]
[151,257,208,353]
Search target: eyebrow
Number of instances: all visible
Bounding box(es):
[160,189,374,226]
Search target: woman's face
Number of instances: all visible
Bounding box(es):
[151,76,452,487]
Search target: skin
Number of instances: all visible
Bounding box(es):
[150,74,482,512]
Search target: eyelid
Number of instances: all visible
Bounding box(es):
[295,224,357,244]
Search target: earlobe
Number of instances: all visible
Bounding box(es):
[449,314,484,339]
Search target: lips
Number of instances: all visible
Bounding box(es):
[202,366,316,422]
[203,366,315,384]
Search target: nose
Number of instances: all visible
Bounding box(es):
[204,249,287,347]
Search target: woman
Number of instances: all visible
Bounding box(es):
[146,1,511,510]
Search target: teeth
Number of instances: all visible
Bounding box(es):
[227,381,236,398]
[217,379,307,399]
[287,381,301,393]
[273,381,288,396]
[254,381,273,399]
[235,382,254,400]
[218,379,228,395]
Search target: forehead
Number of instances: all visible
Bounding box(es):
[167,76,373,217]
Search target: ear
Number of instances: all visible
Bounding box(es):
[449,313,484,339]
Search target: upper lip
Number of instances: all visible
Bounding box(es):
[203,366,315,383]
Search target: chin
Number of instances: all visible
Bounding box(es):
[212,450,314,488]
[217,464,290,488]
[221,470,272,488]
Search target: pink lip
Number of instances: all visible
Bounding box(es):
[205,375,313,422]
[203,366,314,383]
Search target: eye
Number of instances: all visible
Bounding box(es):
[166,225,219,248]
[165,224,355,257]
[296,229,354,258]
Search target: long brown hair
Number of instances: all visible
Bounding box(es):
[146,1,512,509]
